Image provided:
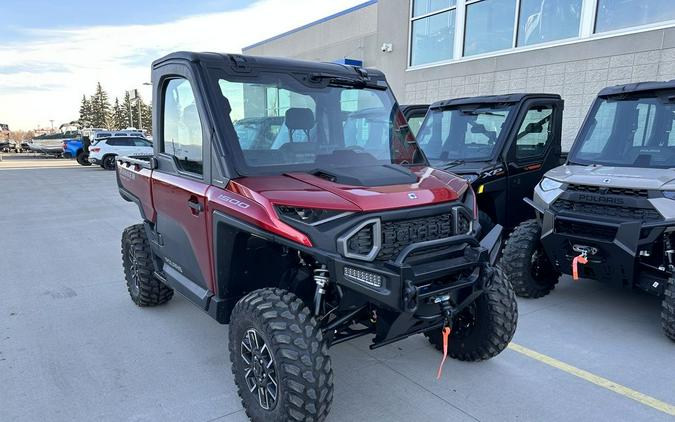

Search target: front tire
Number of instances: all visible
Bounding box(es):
[102,154,116,170]
[425,267,518,361]
[229,288,333,422]
[121,224,173,306]
[500,219,559,298]
[662,278,675,341]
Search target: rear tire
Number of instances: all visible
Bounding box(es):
[121,224,173,306]
[76,151,91,166]
[500,219,559,298]
[662,278,675,341]
[229,288,333,422]
[425,266,518,361]
[102,154,116,170]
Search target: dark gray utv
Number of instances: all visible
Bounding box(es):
[500,80,675,341]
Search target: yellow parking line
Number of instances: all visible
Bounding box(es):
[508,343,675,416]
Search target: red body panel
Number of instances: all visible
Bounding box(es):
[118,164,156,221]
[234,167,468,212]
[151,172,214,292]
[118,162,468,296]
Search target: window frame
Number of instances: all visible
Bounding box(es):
[407,0,675,69]
[408,0,459,66]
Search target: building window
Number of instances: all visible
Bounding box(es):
[517,0,582,47]
[408,0,675,68]
[464,0,517,56]
[595,0,675,33]
[413,0,455,17]
[410,0,456,66]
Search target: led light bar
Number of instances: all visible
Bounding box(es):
[343,267,383,288]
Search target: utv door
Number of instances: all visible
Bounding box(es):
[151,73,214,308]
[505,99,563,227]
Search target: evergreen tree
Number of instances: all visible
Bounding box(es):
[90,82,111,128]
[111,98,127,130]
[78,95,93,127]
[122,91,134,128]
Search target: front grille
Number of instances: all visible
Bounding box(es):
[567,184,649,198]
[552,199,662,222]
[377,214,453,261]
[341,209,471,262]
[555,220,617,241]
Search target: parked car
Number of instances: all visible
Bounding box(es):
[500,81,675,341]
[0,139,10,152]
[89,136,153,170]
[29,131,80,156]
[20,140,32,151]
[414,94,564,233]
[63,138,91,165]
[116,52,517,422]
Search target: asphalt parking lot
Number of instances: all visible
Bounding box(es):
[1,162,674,422]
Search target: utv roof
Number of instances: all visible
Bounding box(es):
[430,93,561,110]
[152,51,385,79]
[598,80,675,97]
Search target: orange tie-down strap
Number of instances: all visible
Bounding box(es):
[572,255,588,281]
[436,327,452,380]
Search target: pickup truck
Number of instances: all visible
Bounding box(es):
[116,52,517,422]
[414,94,565,232]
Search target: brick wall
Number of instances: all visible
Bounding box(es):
[405,48,675,150]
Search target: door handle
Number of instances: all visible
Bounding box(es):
[188,199,204,214]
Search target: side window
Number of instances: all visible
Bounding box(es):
[406,115,425,137]
[133,139,150,147]
[163,78,204,175]
[107,139,119,146]
[515,106,553,160]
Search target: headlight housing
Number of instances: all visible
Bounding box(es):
[539,178,564,192]
[663,191,675,200]
[276,206,350,225]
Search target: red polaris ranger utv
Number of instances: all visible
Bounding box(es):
[116,52,517,422]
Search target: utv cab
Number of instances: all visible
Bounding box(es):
[415,94,564,233]
[501,81,675,341]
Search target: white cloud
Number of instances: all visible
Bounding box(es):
[0,0,366,130]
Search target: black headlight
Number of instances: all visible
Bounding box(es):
[276,206,351,225]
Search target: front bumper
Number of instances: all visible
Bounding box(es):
[327,225,502,314]
[539,209,669,286]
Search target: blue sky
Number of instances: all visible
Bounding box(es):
[3,0,251,41]
[0,0,367,130]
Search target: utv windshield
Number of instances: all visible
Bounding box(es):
[415,105,513,166]
[216,73,425,175]
[569,94,675,169]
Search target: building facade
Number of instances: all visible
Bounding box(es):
[244,0,675,149]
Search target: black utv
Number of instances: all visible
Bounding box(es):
[413,94,565,233]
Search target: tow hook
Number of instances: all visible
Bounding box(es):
[572,246,595,281]
[433,295,454,380]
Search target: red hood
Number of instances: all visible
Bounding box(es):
[228,167,469,212]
